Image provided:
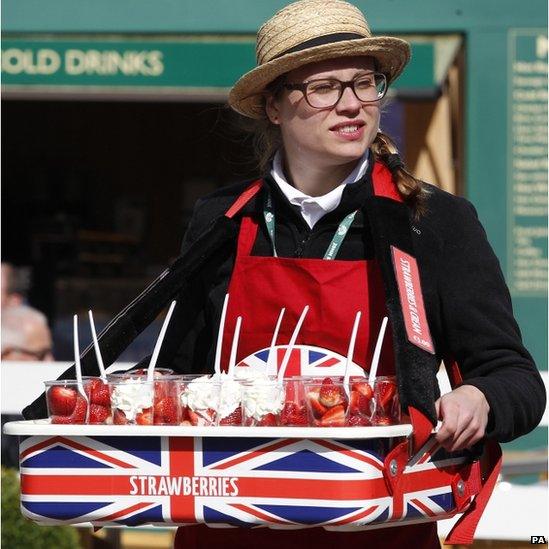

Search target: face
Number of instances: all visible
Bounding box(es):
[266,57,381,169]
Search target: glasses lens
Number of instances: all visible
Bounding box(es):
[305,79,342,108]
[354,73,386,102]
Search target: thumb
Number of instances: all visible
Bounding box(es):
[434,397,442,419]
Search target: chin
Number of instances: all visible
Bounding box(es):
[327,143,368,163]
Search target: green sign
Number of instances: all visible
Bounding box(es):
[1,37,434,94]
[507,29,548,297]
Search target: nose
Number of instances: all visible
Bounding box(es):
[335,84,361,113]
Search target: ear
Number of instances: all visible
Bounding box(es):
[265,94,281,125]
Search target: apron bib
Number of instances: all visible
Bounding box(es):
[220,192,395,376]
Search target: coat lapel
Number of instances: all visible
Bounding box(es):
[365,167,439,426]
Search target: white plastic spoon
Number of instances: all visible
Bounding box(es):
[268,308,286,373]
[343,311,362,399]
[88,310,107,383]
[213,294,230,379]
[277,305,309,384]
[147,300,177,383]
[73,314,89,422]
[368,316,388,387]
[227,316,242,379]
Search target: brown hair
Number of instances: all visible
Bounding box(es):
[370,131,429,217]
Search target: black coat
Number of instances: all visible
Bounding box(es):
[23,162,546,444]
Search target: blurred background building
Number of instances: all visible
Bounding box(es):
[1,1,547,546]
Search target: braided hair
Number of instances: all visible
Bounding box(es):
[371,131,429,218]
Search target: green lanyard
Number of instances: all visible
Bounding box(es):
[263,191,358,260]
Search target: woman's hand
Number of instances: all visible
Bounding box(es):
[434,385,490,452]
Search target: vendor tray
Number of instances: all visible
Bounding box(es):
[5,420,470,530]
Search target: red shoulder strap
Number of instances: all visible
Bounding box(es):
[371,162,403,202]
[225,179,263,219]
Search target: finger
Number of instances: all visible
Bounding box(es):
[449,428,483,452]
[450,414,484,451]
[437,406,474,450]
[434,400,459,445]
[435,415,458,445]
[434,398,441,419]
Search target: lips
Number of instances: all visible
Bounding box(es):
[330,121,366,141]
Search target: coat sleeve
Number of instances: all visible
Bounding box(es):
[437,197,546,442]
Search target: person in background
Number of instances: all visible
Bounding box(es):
[1,305,54,467]
[1,304,54,362]
[1,262,28,310]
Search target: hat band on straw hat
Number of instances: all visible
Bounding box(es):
[273,33,365,60]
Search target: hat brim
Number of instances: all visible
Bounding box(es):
[229,36,411,119]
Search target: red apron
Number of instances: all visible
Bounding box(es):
[219,216,395,374]
[175,165,440,548]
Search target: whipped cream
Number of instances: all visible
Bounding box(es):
[111,379,154,421]
[242,380,284,421]
[218,372,242,419]
[180,375,219,412]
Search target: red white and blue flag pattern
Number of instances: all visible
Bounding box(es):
[237,344,365,377]
[19,433,467,528]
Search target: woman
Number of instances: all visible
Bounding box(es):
[163,1,545,547]
[21,0,545,547]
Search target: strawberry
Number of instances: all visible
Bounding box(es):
[307,390,327,418]
[319,404,346,427]
[71,396,88,423]
[257,413,278,426]
[136,407,153,425]
[219,407,243,426]
[154,381,168,401]
[84,378,100,398]
[89,404,110,424]
[188,408,216,426]
[371,415,393,426]
[280,402,307,426]
[352,381,373,400]
[91,383,111,407]
[51,415,74,424]
[154,397,179,425]
[48,386,77,416]
[349,390,370,415]
[280,402,297,424]
[348,414,369,427]
[113,410,128,425]
[318,378,344,408]
[377,380,397,410]
[188,410,199,426]
[290,407,308,426]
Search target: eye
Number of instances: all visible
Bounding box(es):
[355,75,375,89]
[308,80,339,94]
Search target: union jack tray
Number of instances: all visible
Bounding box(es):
[5,421,470,530]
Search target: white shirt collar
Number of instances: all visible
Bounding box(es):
[269,150,369,228]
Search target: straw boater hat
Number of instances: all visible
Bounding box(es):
[229,0,411,119]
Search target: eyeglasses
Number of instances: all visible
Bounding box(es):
[283,72,387,109]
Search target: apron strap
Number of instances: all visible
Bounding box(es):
[225,179,263,219]
[236,217,260,258]
[441,356,502,545]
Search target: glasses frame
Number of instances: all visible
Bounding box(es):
[283,72,387,109]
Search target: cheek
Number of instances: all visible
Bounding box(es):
[364,109,380,144]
